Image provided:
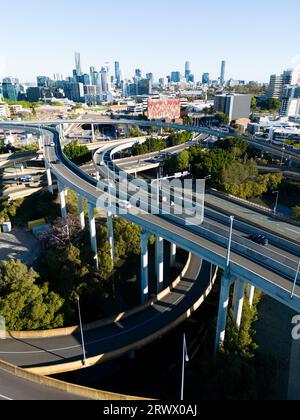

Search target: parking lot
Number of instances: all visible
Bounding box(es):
[0,228,40,266]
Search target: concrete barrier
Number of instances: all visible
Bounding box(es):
[26,262,217,377]
[0,360,148,400]
[6,254,192,340]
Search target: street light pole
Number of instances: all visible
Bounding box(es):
[77,297,87,366]
[226,216,235,269]
[280,146,286,167]
[291,259,300,299]
[181,334,189,401]
[273,191,280,215]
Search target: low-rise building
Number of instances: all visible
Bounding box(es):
[0,104,10,118]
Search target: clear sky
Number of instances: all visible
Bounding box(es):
[2,0,300,83]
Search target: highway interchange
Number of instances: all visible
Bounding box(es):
[0,120,300,397]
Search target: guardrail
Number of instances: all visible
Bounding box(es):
[0,360,148,400]
[208,189,300,228]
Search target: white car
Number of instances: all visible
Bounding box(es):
[117,200,132,210]
[20,176,33,183]
[50,142,55,147]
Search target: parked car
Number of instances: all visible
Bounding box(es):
[20,176,33,183]
[248,234,269,246]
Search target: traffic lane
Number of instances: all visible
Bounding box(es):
[0,369,88,400]
[0,257,203,368]
[201,218,299,266]
[55,146,299,284]
[137,212,300,292]
[55,156,299,286]
[206,193,300,244]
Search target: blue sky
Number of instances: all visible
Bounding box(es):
[2,0,300,83]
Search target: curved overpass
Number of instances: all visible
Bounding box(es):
[2,119,300,165]
[0,122,300,375]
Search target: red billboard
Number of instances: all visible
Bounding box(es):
[147,99,181,120]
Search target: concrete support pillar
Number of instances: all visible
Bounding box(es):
[91,124,95,143]
[215,275,232,354]
[155,236,164,293]
[170,243,177,268]
[107,211,114,264]
[232,279,245,330]
[46,163,53,194]
[58,181,67,223]
[125,125,129,139]
[95,171,100,181]
[141,231,149,304]
[246,284,255,307]
[88,203,99,271]
[77,194,85,230]
[20,164,24,175]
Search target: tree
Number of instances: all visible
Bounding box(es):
[176,150,190,171]
[64,141,91,165]
[215,112,230,125]
[293,206,300,220]
[128,126,145,138]
[0,260,64,331]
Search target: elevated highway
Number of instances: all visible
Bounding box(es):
[0,122,299,378]
[2,119,300,165]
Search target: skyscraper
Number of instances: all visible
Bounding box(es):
[185,61,191,80]
[135,69,142,79]
[115,62,121,87]
[202,73,210,84]
[75,52,82,77]
[220,60,226,85]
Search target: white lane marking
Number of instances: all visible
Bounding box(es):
[0,394,13,401]
[287,228,300,235]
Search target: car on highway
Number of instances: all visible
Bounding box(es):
[161,196,175,207]
[117,200,132,210]
[248,234,269,246]
[104,180,115,192]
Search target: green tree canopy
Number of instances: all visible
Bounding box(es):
[0,260,64,331]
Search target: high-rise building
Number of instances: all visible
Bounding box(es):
[171,72,181,83]
[185,61,191,80]
[220,60,226,85]
[137,78,152,95]
[90,67,98,86]
[100,67,108,93]
[64,82,85,103]
[115,62,121,87]
[75,52,82,77]
[2,78,20,101]
[281,85,300,115]
[202,73,210,84]
[267,74,284,99]
[146,73,154,84]
[135,69,142,78]
[267,69,300,100]
[214,93,252,122]
[37,76,50,87]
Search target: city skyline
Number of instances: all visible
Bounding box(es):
[1,0,300,83]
